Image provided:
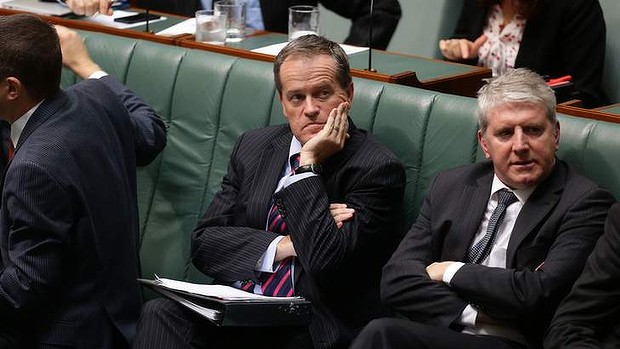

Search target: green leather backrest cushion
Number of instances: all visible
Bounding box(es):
[61,31,620,285]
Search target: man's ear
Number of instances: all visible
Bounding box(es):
[477,129,491,159]
[553,120,560,151]
[5,77,23,101]
[346,82,354,102]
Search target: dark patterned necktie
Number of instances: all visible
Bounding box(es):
[242,153,300,297]
[7,139,14,161]
[467,188,518,264]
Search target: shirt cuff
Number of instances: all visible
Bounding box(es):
[443,261,465,285]
[88,71,108,79]
[459,304,478,327]
[256,235,285,272]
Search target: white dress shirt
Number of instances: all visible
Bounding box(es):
[444,174,535,344]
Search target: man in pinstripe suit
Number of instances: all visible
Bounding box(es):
[0,16,166,348]
[133,35,406,348]
[351,69,615,349]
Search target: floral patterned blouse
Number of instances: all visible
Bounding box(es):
[478,4,526,76]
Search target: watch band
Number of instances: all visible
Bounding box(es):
[294,163,322,175]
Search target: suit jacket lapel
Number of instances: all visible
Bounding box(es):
[451,169,494,261]
[506,162,565,266]
[246,126,291,226]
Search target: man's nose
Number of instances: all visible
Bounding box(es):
[303,97,320,117]
[512,129,529,152]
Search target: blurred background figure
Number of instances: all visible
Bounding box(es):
[67,0,401,50]
[439,0,608,108]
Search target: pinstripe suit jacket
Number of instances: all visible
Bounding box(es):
[381,160,614,348]
[191,121,405,349]
[0,76,166,347]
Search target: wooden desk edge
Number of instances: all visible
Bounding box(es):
[557,103,620,124]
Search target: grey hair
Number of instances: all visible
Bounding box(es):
[477,68,556,132]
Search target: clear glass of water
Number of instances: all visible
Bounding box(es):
[288,5,320,41]
[195,10,227,45]
[214,0,246,43]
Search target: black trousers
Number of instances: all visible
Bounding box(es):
[133,298,313,349]
[350,318,527,349]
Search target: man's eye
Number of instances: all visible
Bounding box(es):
[497,130,512,138]
[524,126,544,136]
[316,90,332,100]
[289,94,303,102]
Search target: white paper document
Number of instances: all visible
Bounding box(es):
[85,10,166,29]
[154,277,301,302]
[156,288,222,321]
[252,42,368,56]
[156,18,195,36]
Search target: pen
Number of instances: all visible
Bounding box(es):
[547,75,572,87]
[534,261,545,271]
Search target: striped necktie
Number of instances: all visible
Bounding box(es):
[467,188,518,264]
[242,153,300,297]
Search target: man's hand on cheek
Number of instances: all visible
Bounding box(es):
[300,102,350,165]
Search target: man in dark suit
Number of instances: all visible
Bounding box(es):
[132,34,405,348]
[0,15,166,348]
[350,68,615,349]
[544,202,620,348]
[67,0,401,50]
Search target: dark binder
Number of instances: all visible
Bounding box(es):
[139,278,312,327]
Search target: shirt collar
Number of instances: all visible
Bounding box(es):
[11,100,44,147]
[289,136,302,158]
[491,174,536,204]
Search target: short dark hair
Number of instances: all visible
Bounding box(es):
[273,35,352,94]
[0,14,62,100]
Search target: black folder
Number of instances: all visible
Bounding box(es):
[139,278,312,327]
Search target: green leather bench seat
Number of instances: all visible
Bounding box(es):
[60,31,620,287]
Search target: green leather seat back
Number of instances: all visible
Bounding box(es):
[600,0,620,102]
[557,114,620,197]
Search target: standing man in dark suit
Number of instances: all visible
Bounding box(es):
[0,15,166,348]
[350,68,615,349]
[544,202,620,348]
[133,34,405,349]
[67,0,401,50]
